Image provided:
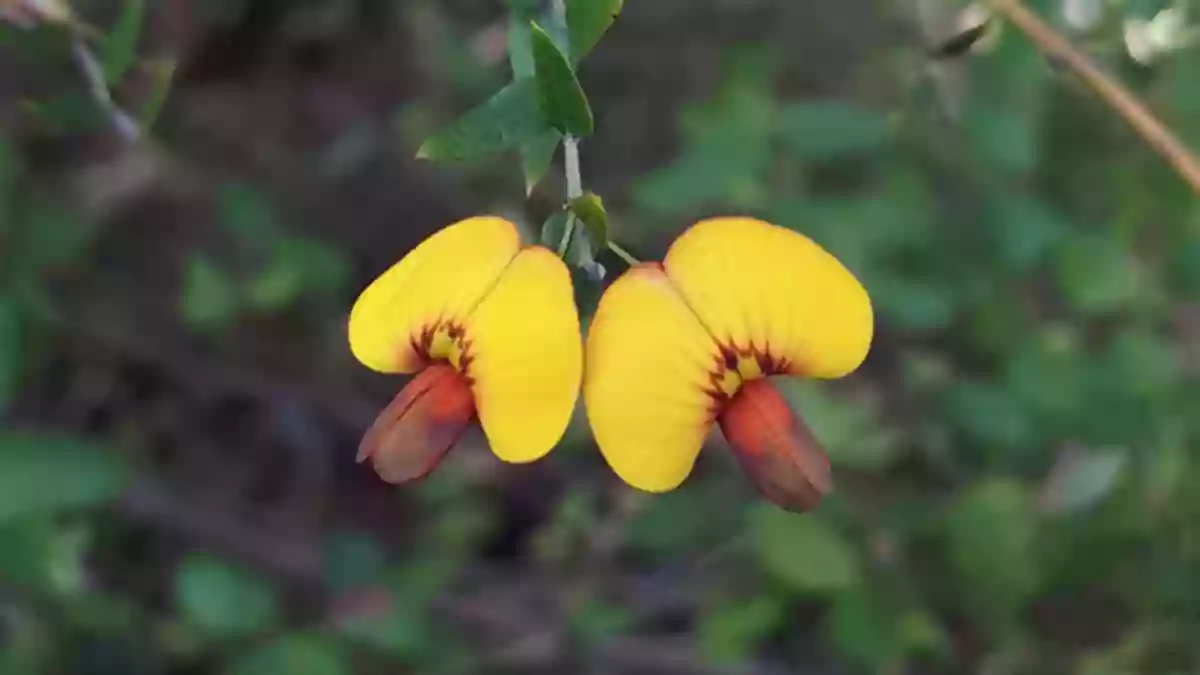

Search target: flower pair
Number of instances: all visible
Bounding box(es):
[347,216,872,512]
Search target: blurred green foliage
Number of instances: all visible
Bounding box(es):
[2,0,1199,674]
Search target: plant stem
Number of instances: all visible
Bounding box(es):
[70,33,140,143]
[989,0,1200,193]
[607,241,640,266]
[551,0,588,259]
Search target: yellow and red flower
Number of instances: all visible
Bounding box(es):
[347,216,582,483]
[583,217,873,512]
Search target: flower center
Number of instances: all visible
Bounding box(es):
[709,343,789,401]
[414,320,473,375]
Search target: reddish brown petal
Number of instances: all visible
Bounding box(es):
[717,378,833,513]
[357,364,476,484]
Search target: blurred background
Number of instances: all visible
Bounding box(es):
[1,0,1198,674]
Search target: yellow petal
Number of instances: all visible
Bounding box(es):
[348,216,521,374]
[583,264,723,492]
[467,246,582,463]
[663,217,873,379]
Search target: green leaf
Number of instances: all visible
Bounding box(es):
[225,634,349,675]
[175,554,280,640]
[415,78,549,161]
[217,183,279,252]
[507,15,535,78]
[0,138,17,222]
[698,595,785,664]
[0,517,90,596]
[136,57,175,130]
[1057,234,1144,316]
[520,130,561,194]
[567,0,623,63]
[753,506,862,594]
[98,0,145,85]
[827,588,900,671]
[0,433,129,524]
[0,297,23,411]
[777,100,891,162]
[530,21,594,136]
[568,190,609,245]
[944,479,1040,631]
[179,255,239,332]
[1038,447,1128,516]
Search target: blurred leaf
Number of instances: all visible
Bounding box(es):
[1038,447,1128,515]
[568,190,609,245]
[827,588,899,671]
[225,634,349,675]
[98,0,144,84]
[247,238,348,313]
[625,484,731,559]
[984,188,1070,271]
[0,297,22,411]
[520,130,561,194]
[1057,234,1144,316]
[944,479,1040,630]
[941,380,1035,466]
[507,14,535,77]
[217,183,279,252]
[777,100,890,162]
[179,255,239,332]
[698,595,785,664]
[0,432,128,524]
[754,506,862,594]
[176,554,280,640]
[10,199,92,275]
[531,21,593,136]
[567,0,623,63]
[0,517,89,596]
[416,78,548,161]
[135,57,175,130]
[323,530,387,592]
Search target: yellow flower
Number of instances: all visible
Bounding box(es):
[583,217,873,512]
[348,216,582,483]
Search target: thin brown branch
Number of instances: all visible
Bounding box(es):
[990,0,1200,193]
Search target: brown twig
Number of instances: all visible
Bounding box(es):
[990,0,1200,193]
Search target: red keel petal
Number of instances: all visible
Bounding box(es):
[357,364,476,484]
[718,378,833,513]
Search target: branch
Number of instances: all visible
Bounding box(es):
[990,0,1200,193]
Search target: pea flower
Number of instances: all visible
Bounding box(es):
[348,216,582,483]
[583,218,873,512]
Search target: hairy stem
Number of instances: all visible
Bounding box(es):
[990,0,1200,193]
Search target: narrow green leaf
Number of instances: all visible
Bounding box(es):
[699,595,785,664]
[530,21,593,136]
[1038,447,1128,515]
[507,15,535,78]
[568,190,609,245]
[176,554,281,640]
[753,506,862,594]
[136,57,175,131]
[0,432,130,524]
[98,0,145,85]
[415,78,549,161]
[521,130,561,194]
[567,0,623,63]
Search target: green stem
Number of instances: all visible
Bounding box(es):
[556,214,577,257]
[606,241,640,266]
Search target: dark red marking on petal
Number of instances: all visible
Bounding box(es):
[406,318,476,382]
[356,363,476,484]
[717,378,832,513]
